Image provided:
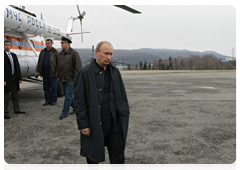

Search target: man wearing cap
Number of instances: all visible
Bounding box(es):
[37,39,58,106]
[57,36,82,120]
[74,41,130,164]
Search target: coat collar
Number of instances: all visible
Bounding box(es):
[42,47,57,52]
[4,50,11,55]
[90,59,101,74]
[60,47,73,54]
[90,59,113,74]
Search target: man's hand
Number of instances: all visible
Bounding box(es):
[81,128,91,136]
[37,72,40,76]
[4,82,6,86]
[19,80,22,84]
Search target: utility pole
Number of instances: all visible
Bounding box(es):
[232,48,234,61]
[90,45,95,61]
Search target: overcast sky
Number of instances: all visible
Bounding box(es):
[20,5,236,57]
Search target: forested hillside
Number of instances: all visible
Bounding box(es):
[57,48,230,65]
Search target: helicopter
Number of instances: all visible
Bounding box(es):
[4,5,141,96]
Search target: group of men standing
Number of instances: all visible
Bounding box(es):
[4,36,82,120]
[37,36,82,120]
[4,38,130,164]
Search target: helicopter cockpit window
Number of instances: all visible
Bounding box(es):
[6,36,12,47]
[17,38,23,49]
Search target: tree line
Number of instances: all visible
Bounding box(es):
[127,54,236,70]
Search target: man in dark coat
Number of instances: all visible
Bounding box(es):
[37,39,58,106]
[74,41,130,164]
[57,36,82,120]
[4,39,26,119]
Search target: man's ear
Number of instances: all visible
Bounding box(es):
[95,49,99,55]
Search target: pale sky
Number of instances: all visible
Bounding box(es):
[19,4,236,57]
[1,2,239,170]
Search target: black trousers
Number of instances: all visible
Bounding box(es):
[43,67,57,103]
[86,127,125,164]
[4,75,20,114]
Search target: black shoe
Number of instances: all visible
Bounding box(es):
[70,112,75,114]
[51,103,57,106]
[14,111,26,114]
[4,114,10,119]
[43,102,51,106]
[59,114,67,120]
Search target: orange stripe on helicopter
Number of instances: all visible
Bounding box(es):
[4,35,46,52]
[11,45,43,52]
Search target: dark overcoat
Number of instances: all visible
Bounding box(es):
[57,47,82,82]
[74,60,130,162]
[4,51,22,93]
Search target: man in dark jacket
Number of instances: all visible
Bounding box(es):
[74,41,130,164]
[37,39,58,106]
[57,36,82,120]
[4,39,26,119]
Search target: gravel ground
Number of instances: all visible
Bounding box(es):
[4,70,236,164]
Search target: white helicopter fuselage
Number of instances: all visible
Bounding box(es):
[4,31,44,78]
[4,5,73,78]
[4,5,136,78]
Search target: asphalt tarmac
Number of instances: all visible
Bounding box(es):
[4,70,236,164]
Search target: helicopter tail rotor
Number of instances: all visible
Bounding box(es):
[77,5,86,42]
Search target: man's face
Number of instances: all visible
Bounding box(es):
[46,40,53,49]
[61,42,70,51]
[95,43,113,67]
[4,42,11,52]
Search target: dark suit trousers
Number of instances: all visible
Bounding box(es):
[4,75,20,113]
[86,126,125,164]
[43,67,57,103]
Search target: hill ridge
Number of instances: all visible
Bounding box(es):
[57,48,230,64]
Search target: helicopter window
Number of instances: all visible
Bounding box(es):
[6,36,12,47]
[17,38,23,49]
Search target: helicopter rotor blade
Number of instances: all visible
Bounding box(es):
[77,5,84,42]
[80,19,83,42]
[113,5,141,14]
[77,5,81,17]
